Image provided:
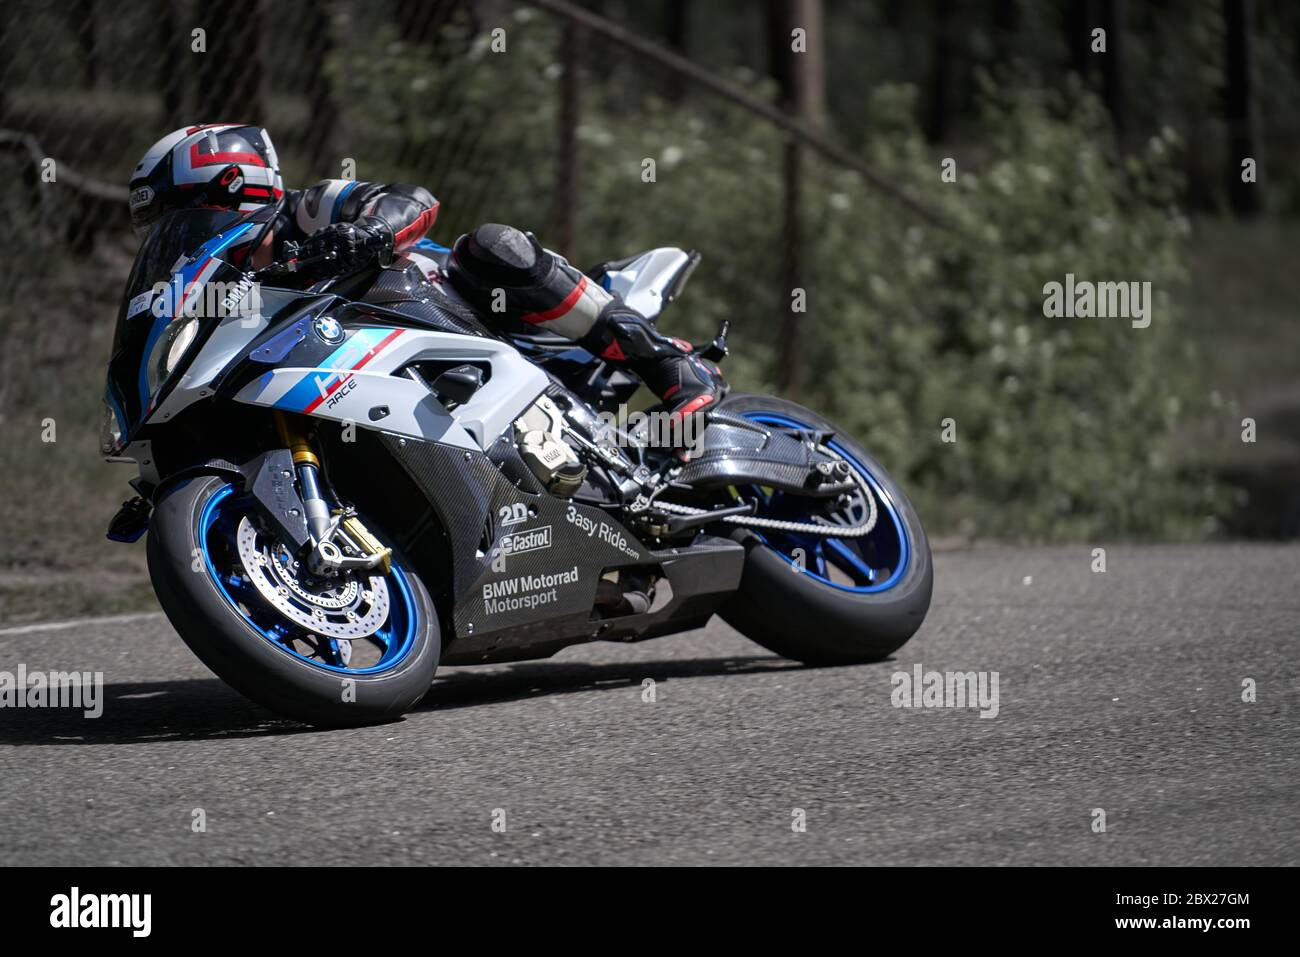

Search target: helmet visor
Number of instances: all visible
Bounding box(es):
[188,127,273,170]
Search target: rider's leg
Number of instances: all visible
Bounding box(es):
[575,306,725,423]
[445,224,725,423]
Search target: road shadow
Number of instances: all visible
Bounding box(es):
[416,654,803,713]
[0,654,806,745]
[0,678,306,746]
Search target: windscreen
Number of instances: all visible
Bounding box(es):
[106,208,265,436]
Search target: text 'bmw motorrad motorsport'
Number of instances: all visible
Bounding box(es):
[102,205,932,726]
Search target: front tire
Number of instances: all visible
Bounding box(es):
[716,394,933,664]
[147,475,440,727]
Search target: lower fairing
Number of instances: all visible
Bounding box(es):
[377,432,743,664]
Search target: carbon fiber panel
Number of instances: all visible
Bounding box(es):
[439,535,745,665]
[379,434,652,645]
[675,418,852,494]
[363,263,494,338]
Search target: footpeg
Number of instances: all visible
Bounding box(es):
[657,500,754,535]
[106,496,151,543]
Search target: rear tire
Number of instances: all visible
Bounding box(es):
[716,394,933,664]
[147,475,440,727]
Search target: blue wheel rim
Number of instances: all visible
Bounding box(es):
[741,411,910,593]
[198,483,420,675]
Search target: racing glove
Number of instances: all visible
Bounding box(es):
[297,219,394,277]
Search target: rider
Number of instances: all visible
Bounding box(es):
[128,123,725,426]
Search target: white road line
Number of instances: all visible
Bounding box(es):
[0,612,165,637]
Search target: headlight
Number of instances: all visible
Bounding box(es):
[165,317,200,374]
[99,397,123,456]
[147,316,200,394]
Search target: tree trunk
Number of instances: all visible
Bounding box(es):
[551,20,581,260]
[302,0,339,167]
[1225,0,1261,215]
[925,0,953,143]
[194,0,271,126]
[1065,0,1094,80]
[766,0,826,398]
[992,0,1018,62]
[73,0,103,90]
[1098,0,1125,149]
[159,0,183,128]
[664,0,689,100]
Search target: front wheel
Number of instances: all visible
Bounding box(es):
[716,394,933,664]
[147,475,440,727]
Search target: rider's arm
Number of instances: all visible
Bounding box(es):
[347,182,440,254]
[280,180,440,269]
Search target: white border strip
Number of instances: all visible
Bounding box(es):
[0,612,165,638]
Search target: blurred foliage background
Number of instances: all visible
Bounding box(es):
[1,0,1298,618]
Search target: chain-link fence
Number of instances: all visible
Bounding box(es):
[0,0,846,393]
[0,1,807,289]
[1,0,868,593]
[0,0,1240,588]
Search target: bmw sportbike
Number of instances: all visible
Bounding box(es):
[102,206,932,726]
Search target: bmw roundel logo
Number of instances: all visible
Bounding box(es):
[313,316,344,343]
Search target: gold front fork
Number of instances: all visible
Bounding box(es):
[273,411,391,574]
[274,410,319,468]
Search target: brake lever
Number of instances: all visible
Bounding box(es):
[255,244,338,279]
[699,319,729,362]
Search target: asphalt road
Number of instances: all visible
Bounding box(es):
[1,545,1297,866]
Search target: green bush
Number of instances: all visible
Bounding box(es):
[573,77,1226,539]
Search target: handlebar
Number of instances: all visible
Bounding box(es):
[252,241,338,280]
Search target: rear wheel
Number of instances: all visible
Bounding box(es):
[716,394,933,663]
[147,475,440,726]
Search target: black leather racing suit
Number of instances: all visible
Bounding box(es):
[246,178,440,273]
[274,184,723,420]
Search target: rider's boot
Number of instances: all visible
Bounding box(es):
[578,307,727,426]
[445,224,726,444]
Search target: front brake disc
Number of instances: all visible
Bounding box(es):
[235,516,390,639]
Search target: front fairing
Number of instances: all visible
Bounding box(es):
[104,208,274,447]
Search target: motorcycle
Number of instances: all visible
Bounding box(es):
[101,205,932,726]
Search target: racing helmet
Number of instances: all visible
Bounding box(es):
[128,124,283,237]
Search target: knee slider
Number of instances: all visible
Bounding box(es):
[450,224,548,289]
